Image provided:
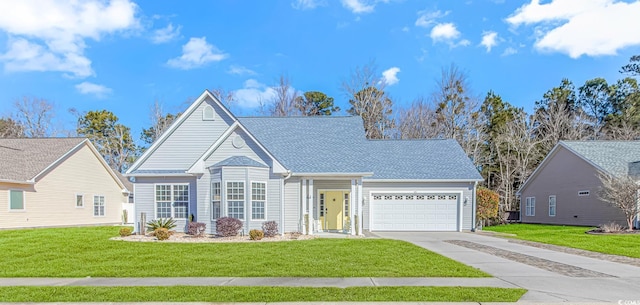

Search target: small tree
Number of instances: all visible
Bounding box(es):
[476,187,500,227]
[598,173,639,231]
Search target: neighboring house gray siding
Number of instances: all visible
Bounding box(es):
[283,178,300,233]
[362,181,476,231]
[519,145,626,226]
[133,176,198,233]
[139,99,235,170]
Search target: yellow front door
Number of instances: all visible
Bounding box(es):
[321,191,349,231]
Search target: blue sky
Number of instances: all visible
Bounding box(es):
[1,0,639,142]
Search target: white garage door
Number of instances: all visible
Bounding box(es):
[371,193,459,231]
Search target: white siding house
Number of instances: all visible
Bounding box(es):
[126,90,483,235]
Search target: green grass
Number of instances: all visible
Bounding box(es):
[484,224,640,258]
[0,286,526,302]
[0,226,488,277]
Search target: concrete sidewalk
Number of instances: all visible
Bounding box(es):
[374,231,640,303]
[0,277,516,288]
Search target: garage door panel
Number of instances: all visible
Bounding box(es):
[371,192,459,231]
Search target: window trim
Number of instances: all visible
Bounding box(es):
[211,181,221,221]
[525,197,535,217]
[8,189,25,212]
[153,183,190,220]
[202,105,215,121]
[226,180,246,220]
[548,195,556,217]
[93,195,105,217]
[76,194,84,208]
[250,181,267,221]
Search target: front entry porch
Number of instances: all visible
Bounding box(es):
[298,177,365,236]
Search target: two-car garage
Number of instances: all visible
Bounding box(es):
[369,192,461,231]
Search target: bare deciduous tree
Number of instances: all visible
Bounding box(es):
[13,97,57,137]
[598,173,639,230]
[396,98,439,139]
[140,100,180,146]
[263,75,301,117]
[342,62,394,139]
[210,88,236,111]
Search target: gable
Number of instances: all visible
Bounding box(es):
[518,145,599,195]
[131,92,236,171]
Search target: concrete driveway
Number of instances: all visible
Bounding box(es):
[374,231,640,303]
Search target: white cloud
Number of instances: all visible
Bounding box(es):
[415,10,448,28]
[480,31,499,52]
[292,0,325,10]
[167,37,228,70]
[430,23,460,41]
[151,23,181,44]
[75,81,112,98]
[382,67,400,86]
[233,79,277,109]
[227,65,257,76]
[501,47,518,57]
[506,0,640,58]
[0,0,139,78]
[341,0,375,14]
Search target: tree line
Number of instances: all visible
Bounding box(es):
[1,55,638,215]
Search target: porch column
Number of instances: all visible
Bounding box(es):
[308,179,314,235]
[357,178,363,236]
[301,179,307,234]
[350,179,356,235]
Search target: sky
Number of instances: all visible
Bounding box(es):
[0,0,639,143]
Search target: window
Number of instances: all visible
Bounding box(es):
[344,193,350,217]
[9,190,24,211]
[203,105,215,120]
[76,194,84,208]
[578,190,590,196]
[251,182,266,220]
[227,182,245,219]
[319,193,325,216]
[549,195,556,217]
[93,195,105,216]
[525,197,535,216]
[155,184,189,219]
[212,182,221,220]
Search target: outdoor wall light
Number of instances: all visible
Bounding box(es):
[464,197,468,206]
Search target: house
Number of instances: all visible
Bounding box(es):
[0,138,130,229]
[126,90,483,235]
[518,141,640,227]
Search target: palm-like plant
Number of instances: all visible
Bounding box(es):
[146,218,177,232]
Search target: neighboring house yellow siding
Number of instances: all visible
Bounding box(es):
[0,144,126,229]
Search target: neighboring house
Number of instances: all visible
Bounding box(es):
[518,141,640,227]
[116,171,135,224]
[126,90,483,235]
[0,138,130,229]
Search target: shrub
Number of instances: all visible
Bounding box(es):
[600,222,624,233]
[154,228,170,240]
[249,229,264,240]
[187,222,207,236]
[216,217,243,237]
[262,221,279,237]
[476,187,500,227]
[119,227,132,237]
[146,218,177,232]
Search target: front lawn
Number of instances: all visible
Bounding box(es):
[0,286,526,302]
[484,224,640,258]
[0,226,488,277]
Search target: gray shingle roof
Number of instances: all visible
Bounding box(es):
[239,116,482,180]
[364,139,483,180]
[0,138,86,182]
[562,141,640,177]
[239,116,369,173]
[212,156,267,168]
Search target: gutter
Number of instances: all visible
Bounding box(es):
[0,179,35,185]
[292,172,374,177]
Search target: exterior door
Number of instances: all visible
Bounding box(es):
[322,191,346,231]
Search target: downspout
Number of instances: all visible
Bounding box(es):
[471,181,477,232]
[280,170,292,236]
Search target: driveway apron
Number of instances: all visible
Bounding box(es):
[373,231,640,303]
